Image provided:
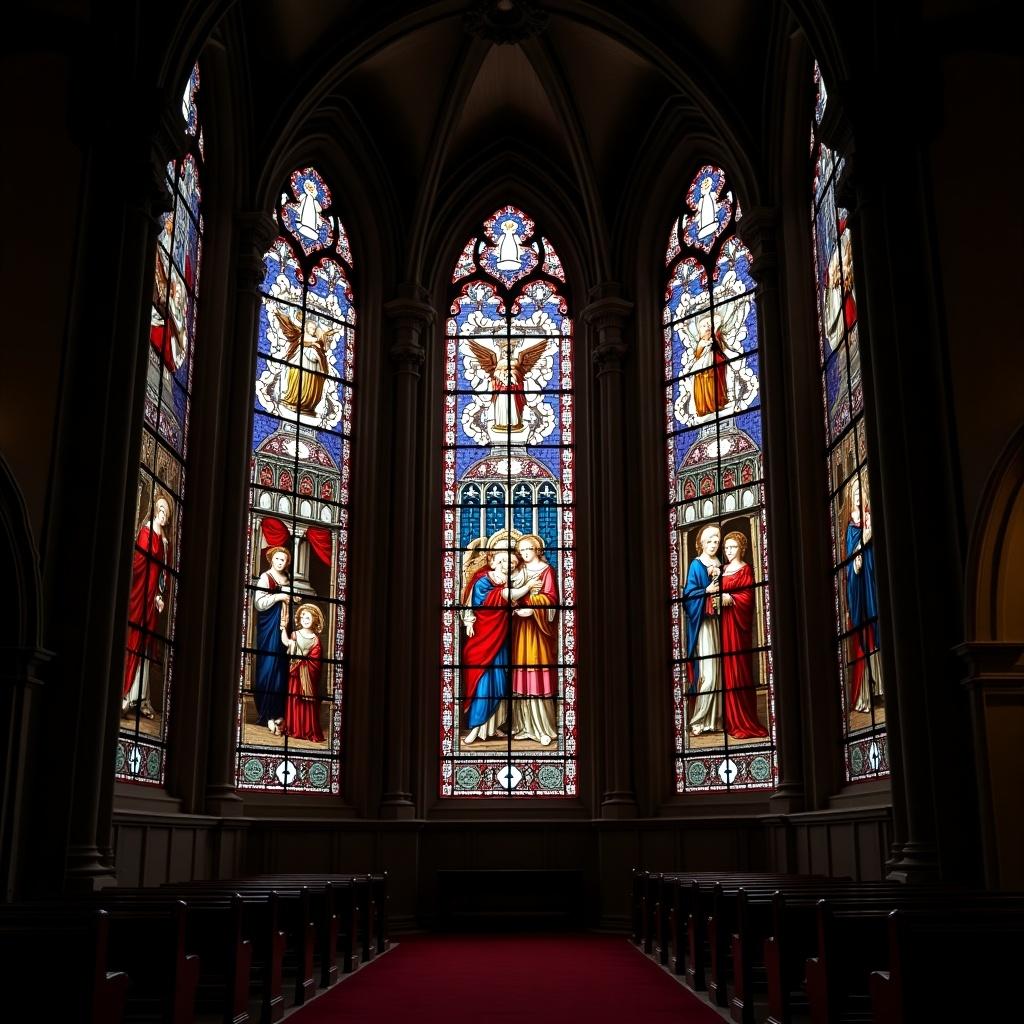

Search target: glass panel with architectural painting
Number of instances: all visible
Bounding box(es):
[116,64,204,785]
[440,207,577,798]
[234,168,354,793]
[811,63,887,780]
[664,166,777,792]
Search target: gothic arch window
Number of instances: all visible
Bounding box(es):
[811,65,888,780]
[440,206,577,798]
[234,167,355,793]
[664,166,777,792]
[116,64,204,785]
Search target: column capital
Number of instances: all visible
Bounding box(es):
[581,287,633,372]
[385,289,435,374]
[235,211,277,293]
[954,641,1024,683]
[736,206,780,279]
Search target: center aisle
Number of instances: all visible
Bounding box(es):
[291,933,723,1023]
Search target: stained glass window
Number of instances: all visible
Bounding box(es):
[116,64,204,785]
[234,167,354,793]
[811,64,888,780]
[440,206,577,798]
[664,166,777,792]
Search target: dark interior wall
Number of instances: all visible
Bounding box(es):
[0,50,82,535]
[928,50,1024,542]
[2,1,1019,908]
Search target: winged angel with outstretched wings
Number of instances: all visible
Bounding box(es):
[459,309,558,445]
[672,268,758,426]
[255,306,343,429]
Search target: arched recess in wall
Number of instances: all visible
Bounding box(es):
[234,167,356,794]
[965,425,1024,643]
[664,164,778,793]
[115,64,205,786]
[439,205,579,799]
[959,425,1024,888]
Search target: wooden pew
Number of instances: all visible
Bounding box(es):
[0,906,129,1024]
[244,872,388,960]
[726,883,925,1023]
[869,906,1024,1023]
[647,871,830,977]
[100,890,252,1024]
[806,894,1024,1024]
[695,878,841,997]
[161,882,317,1008]
[3,898,199,1024]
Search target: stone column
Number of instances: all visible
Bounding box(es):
[582,287,638,818]
[379,288,434,817]
[739,209,806,813]
[38,97,174,894]
[824,84,968,879]
[204,211,278,816]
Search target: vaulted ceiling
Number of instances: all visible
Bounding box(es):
[234,0,782,231]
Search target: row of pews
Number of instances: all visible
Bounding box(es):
[0,872,388,1024]
[632,869,1024,1022]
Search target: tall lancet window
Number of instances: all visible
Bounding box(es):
[234,167,355,793]
[116,64,205,785]
[440,206,577,798]
[664,166,777,792]
[811,65,888,780]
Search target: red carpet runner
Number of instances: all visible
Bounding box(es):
[290,933,724,1023]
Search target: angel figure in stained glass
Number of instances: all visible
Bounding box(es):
[272,310,339,420]
[297,178,323,240]
[150,212,189,373]
[674,280,757,426]
[697,175,719,239]
[466,336,550,433]
[497,219,522,270]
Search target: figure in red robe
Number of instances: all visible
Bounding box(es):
[460,545,539,744]
[282,603,325,742]
[719,531,769,739]
[122,495,172,717]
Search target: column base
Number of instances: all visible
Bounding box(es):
[768,785,805,815]
[600,793,638,819]
[206,786,245,818]
[64,846,118,893]
[886,842,941,883]
[379,794,417,819]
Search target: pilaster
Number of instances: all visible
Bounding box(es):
[582,285,638,818]
[379,286,435,817]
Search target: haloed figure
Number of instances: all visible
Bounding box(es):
[511,534,559,745]
[719,531,768,739]
[845,476,882,713]
[282,603,325,742]
[253,545,292,735]
[685,524,723,734]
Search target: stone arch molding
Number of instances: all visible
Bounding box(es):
[966,425,1024,643]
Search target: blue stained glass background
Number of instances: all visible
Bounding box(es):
[716,239,756,294]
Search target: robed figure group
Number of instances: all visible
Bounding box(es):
[460,533,559,747]
[250,545,326,743]
[683,524,769,740]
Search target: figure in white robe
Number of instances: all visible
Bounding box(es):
[297,179,322,240]
[697,175,719,239]
[685,525,723,734]
[496,219,522,270]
